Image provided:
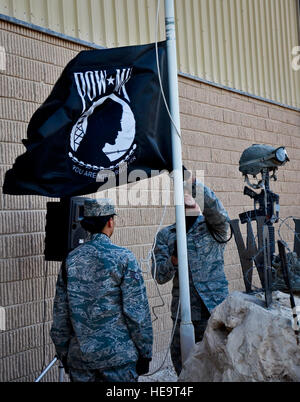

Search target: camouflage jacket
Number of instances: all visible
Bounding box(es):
[50,233,153,370]
[152,181,229,319]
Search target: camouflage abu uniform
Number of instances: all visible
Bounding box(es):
[152,181,229,375]
[50,199,153,382]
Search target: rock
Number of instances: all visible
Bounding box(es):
[139,366,177,382]
[179,291,300,382]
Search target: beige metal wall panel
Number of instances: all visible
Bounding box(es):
[174,0,300,109]
[0,0,299,109]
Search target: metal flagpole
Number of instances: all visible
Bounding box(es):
[35,357,58,382]
[34,357,65,382]
[164,0,195,364]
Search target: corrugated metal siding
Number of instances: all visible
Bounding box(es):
[174,0,300,109]
[0,0,299,109]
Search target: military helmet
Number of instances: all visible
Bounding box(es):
[239,144,289,176]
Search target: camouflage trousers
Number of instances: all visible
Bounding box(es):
[68,362,138,382]
[171,307,210,376]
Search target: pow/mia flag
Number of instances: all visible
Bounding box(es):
[3,41,172,197]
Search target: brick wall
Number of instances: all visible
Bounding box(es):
[0,19,90,382]
[0,19,300,382]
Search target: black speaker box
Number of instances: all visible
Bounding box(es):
[44,199,70,261]
[44,197,89,261]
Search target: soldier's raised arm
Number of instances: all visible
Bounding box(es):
[185,174,229,242]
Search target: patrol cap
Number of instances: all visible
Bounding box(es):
[83,198,117,217]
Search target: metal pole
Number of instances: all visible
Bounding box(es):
[164,0,195,364]
[35,357,57,382]
[58,362,65,382]
[297,0,300,45]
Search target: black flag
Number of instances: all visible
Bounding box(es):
[3,41,172,197]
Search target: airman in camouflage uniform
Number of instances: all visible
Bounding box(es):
[50,199,153,382]
[152,179,229,375]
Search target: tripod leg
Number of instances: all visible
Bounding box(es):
[230,219,253,293]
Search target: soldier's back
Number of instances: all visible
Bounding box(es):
[65,233,140,369]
